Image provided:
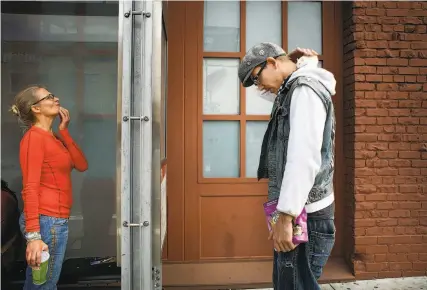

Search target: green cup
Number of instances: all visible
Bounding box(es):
[32,251,50,285]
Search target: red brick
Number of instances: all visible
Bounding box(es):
[345,3,427,278]
[389,262,413,271]
[378,271,402,278]
[411,42,427,49]
[413,262,427,271]
[377,83,399,91]
[365,58,387,66]
[399,100,422,108]
[366,75,382,82]
[366,245,389,254]
[399,151,421,159]
[398,67,419,75]
[412,160,427,167]
[387,58,409,66]
[386,10,409,17]
[389,210,411,218]
[398,218,420,226]
[400,184,421,193]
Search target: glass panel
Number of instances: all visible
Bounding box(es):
[161,22,168,159]
[203,121,240,178]
[204,1,240,52]
[246,86,274,115]
[318,60,323,68]
[1,3,118,265]
[203,58,240,115]
[83,54,117,115]
[288,2,322,54]
[246,121,268,177]
[246,1,282,50]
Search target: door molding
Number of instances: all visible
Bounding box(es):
[165,0,345,266]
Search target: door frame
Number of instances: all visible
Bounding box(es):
[164,0,346,286]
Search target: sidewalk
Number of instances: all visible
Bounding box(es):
[322,277,427,290]
[245,276,427,290]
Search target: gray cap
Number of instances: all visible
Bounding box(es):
[238,42,286,87]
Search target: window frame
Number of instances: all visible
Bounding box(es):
[198,1,326,183]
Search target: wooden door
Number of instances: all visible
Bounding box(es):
[164,1,344,286]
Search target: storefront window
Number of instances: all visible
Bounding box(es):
[1,1,119,260]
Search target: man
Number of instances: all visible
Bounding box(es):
[238,43,336,289]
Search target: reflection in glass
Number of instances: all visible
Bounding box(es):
[83,55,117,115]
[203,58,240,115]
[203,121,240,178]
[1,10,118,259]
[288,2,322,54]
[161,22,168,159]
[246,1,282,50]
[246,86,274,115]
[204,1,240,52]
[246,121,268,177]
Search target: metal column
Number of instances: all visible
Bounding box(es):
[117,0,163,289]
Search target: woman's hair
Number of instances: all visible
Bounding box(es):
[9,85,45,131]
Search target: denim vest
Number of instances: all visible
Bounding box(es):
[257,75,335,206]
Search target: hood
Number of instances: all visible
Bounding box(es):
[288,57,337,96]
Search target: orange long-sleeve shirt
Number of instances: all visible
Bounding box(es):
[20,126,88,232]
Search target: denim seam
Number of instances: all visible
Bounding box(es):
[293,247,298,290]
[47,225,56,281]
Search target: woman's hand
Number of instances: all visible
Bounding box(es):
[288,47,319,63]
[26,240,48,268]
[58,107,70,130]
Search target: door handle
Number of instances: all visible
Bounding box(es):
[123,221,150,227]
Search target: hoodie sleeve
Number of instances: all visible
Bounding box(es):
[276,85,326,218]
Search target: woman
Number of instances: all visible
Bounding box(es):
[10,85,88,289]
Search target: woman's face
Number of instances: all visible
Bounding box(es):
[32,88,60,117]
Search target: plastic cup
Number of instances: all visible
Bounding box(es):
[32,251,49,285]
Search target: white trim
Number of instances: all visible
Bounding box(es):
[304,192,334,214]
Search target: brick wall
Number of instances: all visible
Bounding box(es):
[343,1,427,279]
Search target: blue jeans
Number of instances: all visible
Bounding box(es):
[273,204,335,290]
[19,214,69,290]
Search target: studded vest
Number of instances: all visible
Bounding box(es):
[257,75,336,205]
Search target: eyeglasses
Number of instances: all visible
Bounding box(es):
[250,54,286,86]
[32,93,55,106]
[251,62,267,86]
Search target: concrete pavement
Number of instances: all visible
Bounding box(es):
[244,276,427,290]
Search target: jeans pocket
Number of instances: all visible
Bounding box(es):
[308,231,335,280]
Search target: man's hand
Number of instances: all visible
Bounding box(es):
[268,213,296,252]
[288,47,319,63]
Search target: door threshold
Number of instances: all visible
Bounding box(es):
[163,256,355,289]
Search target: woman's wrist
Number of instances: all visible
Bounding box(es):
[25,232,42,243]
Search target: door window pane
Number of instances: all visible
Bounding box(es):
[203,58,240,115]
[246,121,268,177]
[204,1,240,52]
[246,1,282,50]
[203,121,240,178]
[288,2,322,54]
[246,86,274,115]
